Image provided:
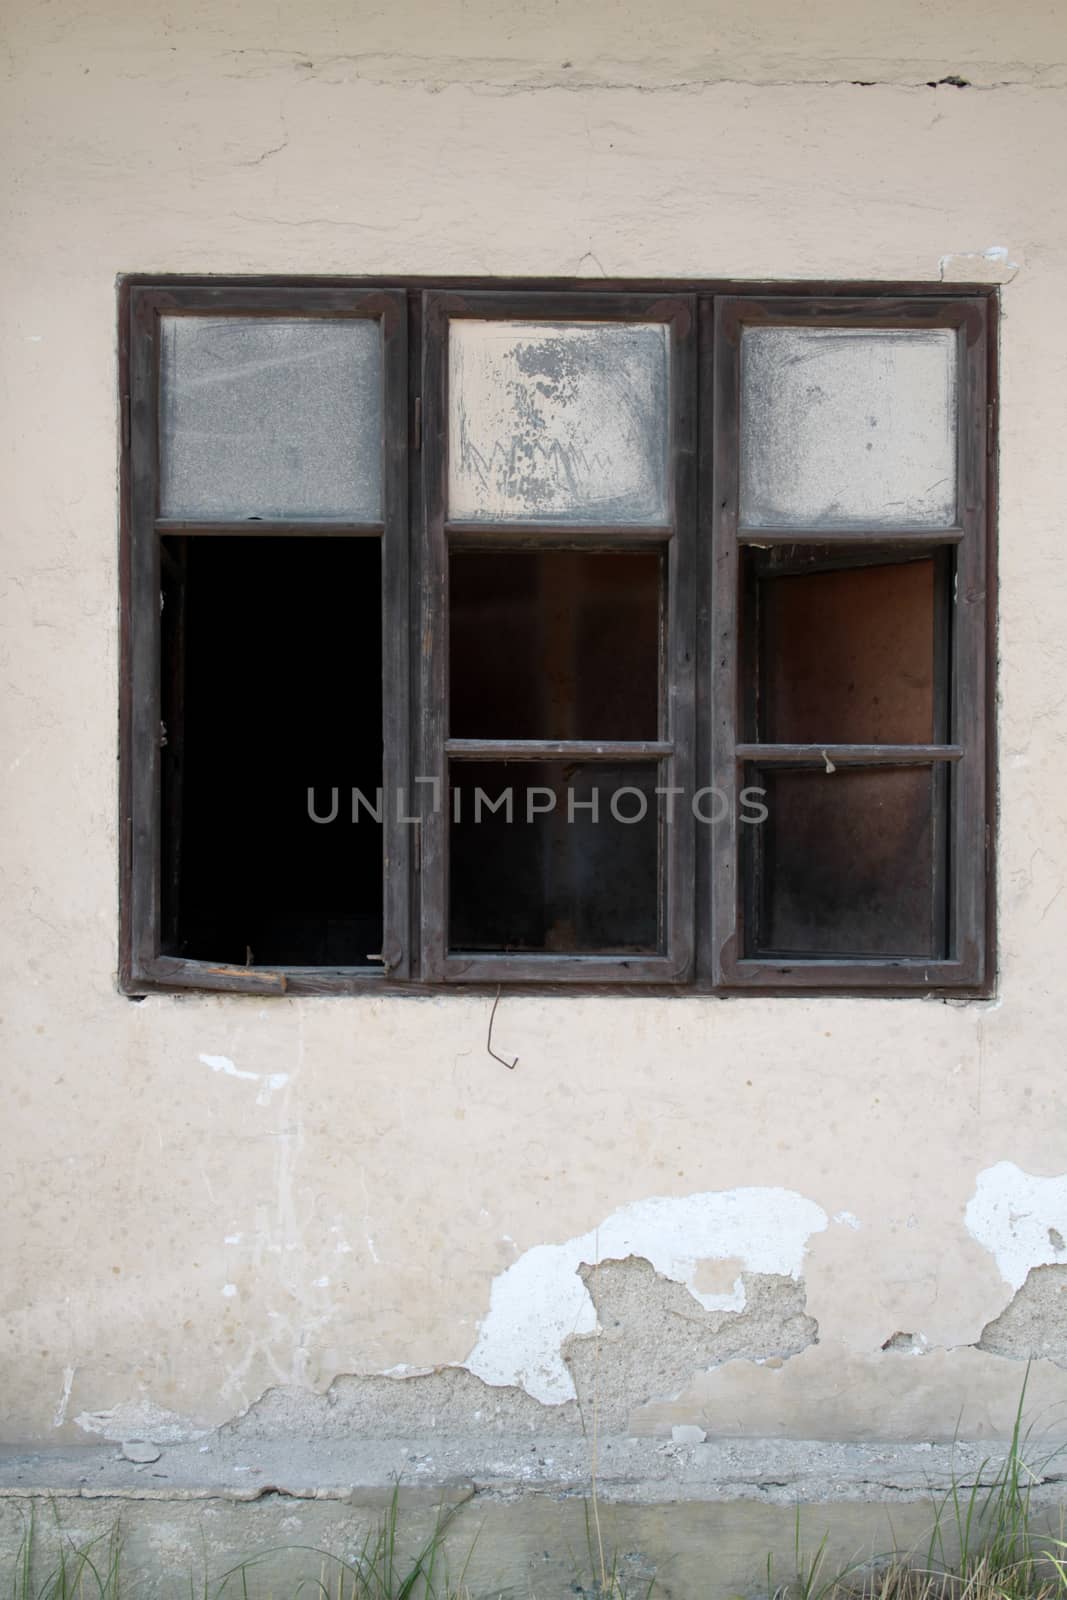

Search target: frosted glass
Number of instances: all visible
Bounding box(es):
[449,320,670,524]
[160,317,383,520]
[740,327,958,529]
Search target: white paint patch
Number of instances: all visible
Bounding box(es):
[966,1162,1067,1289]
[939,246,1020,283]
[833,1211,862,1230]
[52,1365,75,1428]
[222,1283,238,1297]
[198,1053,289,1105]
[313,1275,330,1288]
[224,1233,242,1245]
[464,1188,828,1404]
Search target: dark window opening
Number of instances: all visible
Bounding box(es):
[449,761,661,954]
[746,764,948,959]
[740,546,952,961]
[449,550,662,741]
[161,536,383,968]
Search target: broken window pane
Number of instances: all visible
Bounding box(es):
[164,536,384,966]
[740,327,958,529]
[448,320,670,524]
[449,762,661,953]
[747,765,945,958]
[160,317,383,520]
[450,550,661,740]
[751,556,940,744]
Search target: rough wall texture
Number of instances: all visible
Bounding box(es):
[3,0,1067,1457]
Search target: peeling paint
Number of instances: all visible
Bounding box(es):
[51,1366,75,1428]
[965,1163,1067,1289]
[464,1189,828,1404]
[74,1400,207,1445]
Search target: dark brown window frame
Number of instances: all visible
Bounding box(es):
[119,277,997,999]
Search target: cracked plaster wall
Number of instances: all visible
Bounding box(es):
[3,0,1067,1454]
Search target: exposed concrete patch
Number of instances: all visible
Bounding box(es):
[636,1344,1067,1443]
[221,1365,580,1443]
[978,1265,1067,1364]
[565,1258,818,1431]
[463,1188,828,1403]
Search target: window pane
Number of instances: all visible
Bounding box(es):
[450,551,661,740]
[166,536,383,966]
[753,556,939,744]
[449,762,661,953]
[448,321,670,524]
[160,317,383,520]
[747,765,944,958]
[740,327,958,529]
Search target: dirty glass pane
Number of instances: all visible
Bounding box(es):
[740,327,958,529]
[450,550,661,740]
[448,320,670,524]
[754,557,938,744]
[160,316,383,520]
[449,762,661,953]
[748,766,943,958]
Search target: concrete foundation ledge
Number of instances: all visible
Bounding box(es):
[2,1438,1067,1598]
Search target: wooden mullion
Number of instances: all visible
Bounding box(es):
[127,289,163,981]
[949,301,990,980]
[709,298,742,985]
[664,297,698,979]
[418,292,450,981]
[379,291,412,977]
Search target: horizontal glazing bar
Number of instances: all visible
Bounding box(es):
[737,527,963,546]
[736,743,962,764]
[155,520,385,537]
[446,522,673,546]
[446,739,672,761]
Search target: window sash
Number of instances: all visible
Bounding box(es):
[122,285,411,993]
[417,290,697,983]
[708,295,990,990]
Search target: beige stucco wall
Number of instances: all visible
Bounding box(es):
[3,0,1067,1452]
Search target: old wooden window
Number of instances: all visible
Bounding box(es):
[121,282,994,996]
